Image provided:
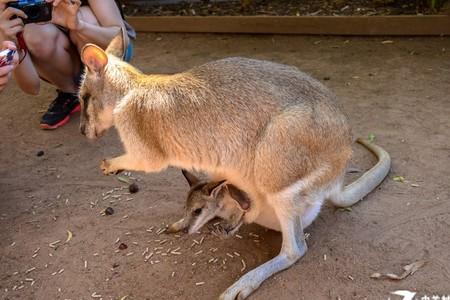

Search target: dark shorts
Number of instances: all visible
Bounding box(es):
[123,41,134,62]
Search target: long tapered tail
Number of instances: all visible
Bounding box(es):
[330,138,391,207]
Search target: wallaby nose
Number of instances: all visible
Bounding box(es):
[80,124,86,135]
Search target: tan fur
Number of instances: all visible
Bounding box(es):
[80,37,352,210]
[173,139,391,234]
[79,32,390,300]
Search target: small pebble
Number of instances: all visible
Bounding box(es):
[105,207,114,216]
[128,183,139,194]
[118,243,128,250]
[36,150,44,157]
[323,76,331,81]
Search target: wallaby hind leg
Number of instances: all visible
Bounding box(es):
[219,195,307,300]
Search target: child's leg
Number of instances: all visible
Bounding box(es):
[23,23,81,93]
[69,6,100,52]
[70,7,134,63]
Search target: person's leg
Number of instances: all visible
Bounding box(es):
[24,23,80,93]
[69,7,99,52]
[70,7,134,62]
[23,23,81,129]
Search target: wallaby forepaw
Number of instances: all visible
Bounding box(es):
[100,159,112,175]
[167,221,184,233]
[100,159,123,175]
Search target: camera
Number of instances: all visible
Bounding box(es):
[7,0,52,24]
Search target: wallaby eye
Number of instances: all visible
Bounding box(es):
[193,208,202,216]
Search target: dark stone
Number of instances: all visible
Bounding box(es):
[129,183,139,194]
[105,207,115,215]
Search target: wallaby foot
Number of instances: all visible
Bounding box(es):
[219,201,307,300]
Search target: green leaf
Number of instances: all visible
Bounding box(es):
[117,175,131,184]
[368,133,376,143]
[338,207,353,212]
[393,176,405,183]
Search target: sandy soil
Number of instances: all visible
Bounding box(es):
[0,34,449,300]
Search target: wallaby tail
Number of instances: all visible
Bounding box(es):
[330,138,391,207]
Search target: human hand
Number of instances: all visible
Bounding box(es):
[0,1,27,42]
[0,40,18,91]
[46,0,82,30]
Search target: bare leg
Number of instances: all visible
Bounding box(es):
[23,23,80,92]
[220,197,307,300]
[69,7,100,51]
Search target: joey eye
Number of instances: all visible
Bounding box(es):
[193,208,202,216]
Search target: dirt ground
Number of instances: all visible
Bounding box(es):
[123,0,448,16]
[1,34,449,300]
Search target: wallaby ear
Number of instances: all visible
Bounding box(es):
[106,27,125,58]
[206,180,227,198]
[227,184,251,211]
[182,169,200,187]
[81,44,108,74]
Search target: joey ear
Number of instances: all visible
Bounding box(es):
[182,169,200,187]
[106,27,126,58]
[227,184,251,211]
[206,180,227,198]
[81,44,108,74]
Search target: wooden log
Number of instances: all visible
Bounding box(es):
[127,15,450,35]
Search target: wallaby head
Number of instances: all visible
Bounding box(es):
[78,30,128,139]
[168,170,251,235]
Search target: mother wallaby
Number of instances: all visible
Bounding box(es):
[79,31,390,300]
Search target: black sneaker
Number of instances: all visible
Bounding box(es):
[40,90,80,130]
